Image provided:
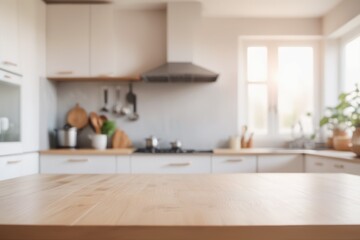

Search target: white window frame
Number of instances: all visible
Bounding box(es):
[340,26,360,93]
[239,39,320,142]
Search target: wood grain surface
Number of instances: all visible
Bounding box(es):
[0,174,360,240]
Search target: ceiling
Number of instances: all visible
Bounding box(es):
[111,0,343,18]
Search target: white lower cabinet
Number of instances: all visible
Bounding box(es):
[131,155,211,174]
[258,155,304,173]
[305,156,360,175]
[40,154,117,174]
[0,153,39,181]
[212,155,257,173]
[116,156,131,173]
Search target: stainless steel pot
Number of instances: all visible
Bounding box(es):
[170,140,182,149]
[145,136,159,148]
[56,127,77,148]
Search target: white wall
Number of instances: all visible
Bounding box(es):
[55,8,323,149]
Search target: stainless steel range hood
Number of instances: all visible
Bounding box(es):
[141,2,218,83]
[142,63,218,83]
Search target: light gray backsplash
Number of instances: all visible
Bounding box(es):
[56,81,236,149]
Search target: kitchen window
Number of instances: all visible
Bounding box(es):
[241,40,319,138]
[342,34,360,92]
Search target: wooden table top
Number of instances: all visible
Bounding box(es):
[1,174,360,240]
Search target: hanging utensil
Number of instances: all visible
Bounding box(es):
[100,87,109,113]
[113,86,122,116]
[128,84,139,121]
[126,83,136,104]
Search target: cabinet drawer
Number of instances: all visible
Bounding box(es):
[212,155,257,173]
[258,155,304,173]
[40,154,116,174]
[131,155,211,174]
[0,153,38,181]
[306,156,360,175]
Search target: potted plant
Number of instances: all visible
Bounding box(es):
[90,120,116,150]
[320,92,352,149]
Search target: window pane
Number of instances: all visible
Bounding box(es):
[277,47,314,134]
[344,36,360,92]
[247,47,267,82]
[248,84,268,134]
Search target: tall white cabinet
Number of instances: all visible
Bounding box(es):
[0,0,45,181]
[0,0,20,74]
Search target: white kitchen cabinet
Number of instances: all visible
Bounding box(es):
[0,153,39,181]
[212,155,257,173]
[0,0,20,74]
[305,156,360,175]
[47,5,90,78]
[47,4,117,78]
[19,0,45,152]
[258,155,304,173]
[40,154,117,174]
[90,5,116,77]
[116,156,131,173]
[131,155,211,174]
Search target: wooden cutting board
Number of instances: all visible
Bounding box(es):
[67,104,88,129]
[112,129,132,148]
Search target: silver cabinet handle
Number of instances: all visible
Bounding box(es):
[4,75,11,79]
[57,71,73,75]
[315,162,324,166]
[334,164,344,169]
[7,160,22,164]
[226,159,243,163]
[167,162,191,167]
[67,159,89,163]
[3,61,18,67]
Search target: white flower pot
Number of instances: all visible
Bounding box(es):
[89,134,107,150]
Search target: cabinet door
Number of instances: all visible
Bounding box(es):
[0,0,20,74]
[0,153,38,181]
[47,5,90,78]
[40,154,116,174]
[305,156,328,173]
[258,155,304,173]
[131,155,211,174]
[90,5,116,77]
[212,155,257,173]
[19,0,44,152]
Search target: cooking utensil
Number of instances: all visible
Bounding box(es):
[100,87,109,113]
[56,127,77,148]
[89,112,101,134]
[246,132,254,148]
[113,87,122,115]
[170,140,182,149]
[241,125,248,148]
[145,136,159,148]
[128,93,139,121]
[66,104,88,129]
[112,129,132,149]
[126,83,136,104]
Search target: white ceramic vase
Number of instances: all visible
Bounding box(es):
[90,134,107,150]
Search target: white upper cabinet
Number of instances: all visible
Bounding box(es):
[0,0,20,74]
[258,155,304,173]
[47,4,116,78]
[47,4,90,78]
[90,5,116,77]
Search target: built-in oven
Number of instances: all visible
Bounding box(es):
[0,69,22,155]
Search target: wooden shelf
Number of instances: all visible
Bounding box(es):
[47,76,142,82]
